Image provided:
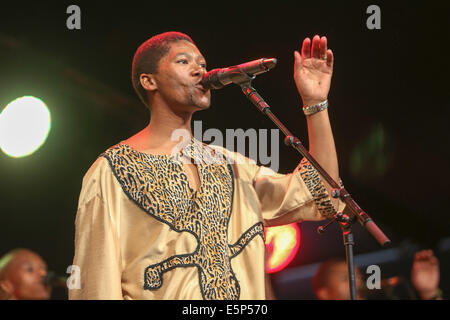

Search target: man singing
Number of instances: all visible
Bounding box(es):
[70,31,343,299]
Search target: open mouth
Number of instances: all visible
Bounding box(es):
[195,82,209,92]
[195,86,209,95]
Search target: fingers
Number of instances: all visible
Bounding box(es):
[415,250,433,260]
[319,36,327,59]
[414,250,439,266]
[294,50,302,68]
[302,35,330,61]
[326,49,334,67]
[301,37,311,59]
[414,250,429,261]
[311,35,321,58]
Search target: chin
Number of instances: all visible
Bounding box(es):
[191,91,211,111]
[196,102,211,110]
[190,99,211,111]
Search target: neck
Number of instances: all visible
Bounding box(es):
[134,105,194,152]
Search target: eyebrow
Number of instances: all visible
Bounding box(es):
[173,52,206,62]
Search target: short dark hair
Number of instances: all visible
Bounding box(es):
[312,258,346,295]
[131,31,195,108]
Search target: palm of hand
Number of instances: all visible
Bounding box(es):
[411,250,440,296]
[294,35,334,106]
[295,58,332,102]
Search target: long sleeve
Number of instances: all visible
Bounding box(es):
[253,157,341,227]
[213,146,345,227]
[208,144,342,227]
[69,158,123,300]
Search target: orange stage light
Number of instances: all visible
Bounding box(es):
[265,223,300,273]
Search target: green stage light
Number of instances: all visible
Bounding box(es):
[350,123,391,179]
[0,96,51,158]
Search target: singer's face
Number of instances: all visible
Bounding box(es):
[153,40,210,111]
[1,250,50,300]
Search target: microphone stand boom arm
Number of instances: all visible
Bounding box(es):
[230,71,391,300]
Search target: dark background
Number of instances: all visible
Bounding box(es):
[0,1,449,299]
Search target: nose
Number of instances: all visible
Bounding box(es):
[38,267,48,278]
[191,63,206,79]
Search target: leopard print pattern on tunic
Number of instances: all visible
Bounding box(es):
[101,139,264,300]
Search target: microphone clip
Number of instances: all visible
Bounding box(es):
[317,211,355,234]
[231,69,256,88]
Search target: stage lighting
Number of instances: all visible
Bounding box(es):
[265,223,301,273]
[0,96,51,158]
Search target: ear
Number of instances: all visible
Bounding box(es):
[140,73,158,92]
[0,279,14,297]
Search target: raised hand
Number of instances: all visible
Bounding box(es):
[411,249,441,299]
[294,35,334,108]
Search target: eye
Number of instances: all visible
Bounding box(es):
[177,59,188,64]
[199,63,207,69]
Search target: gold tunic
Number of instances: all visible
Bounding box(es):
[69,138,339,300]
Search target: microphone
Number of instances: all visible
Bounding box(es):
[43,271,68,289]
[201,58,277,89]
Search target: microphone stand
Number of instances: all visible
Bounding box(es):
[230,72,391,300]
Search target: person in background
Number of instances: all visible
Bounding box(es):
[410,249,442,300]
[312,257,366,300]
[312,249,443,300]
[0,248,50,300]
